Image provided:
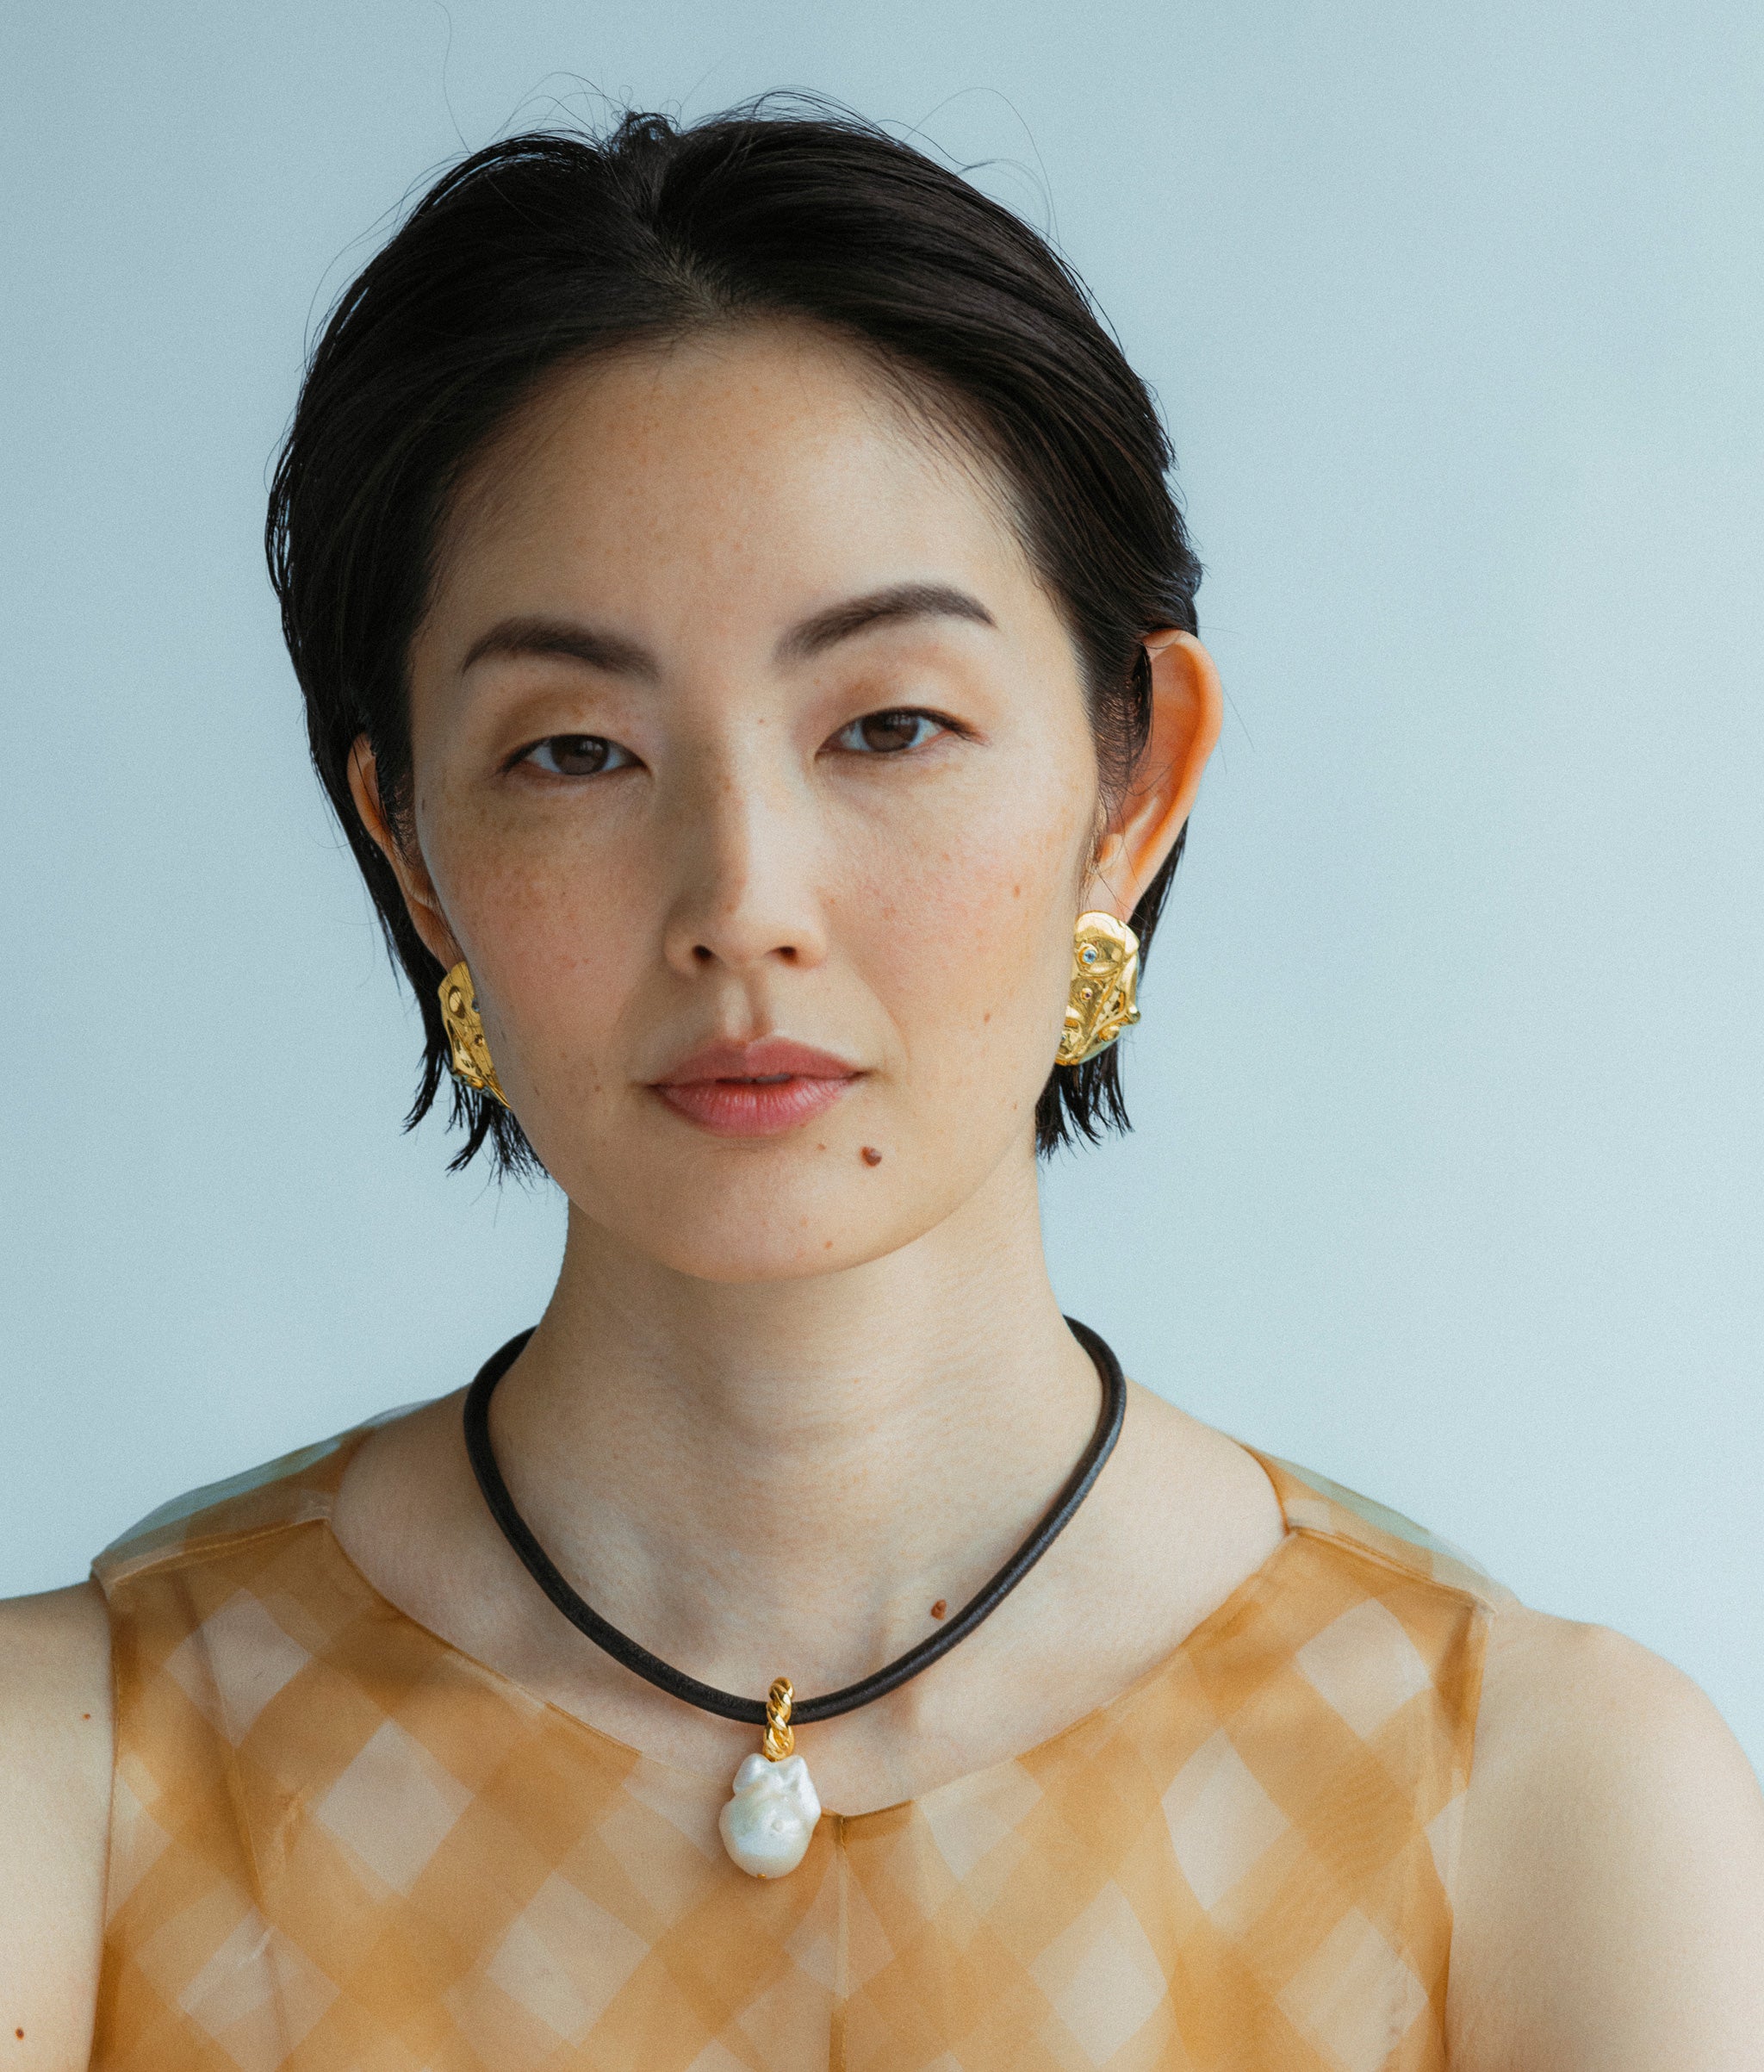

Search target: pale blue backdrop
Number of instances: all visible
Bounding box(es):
[3,2,1760,1769]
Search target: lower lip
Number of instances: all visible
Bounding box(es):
[654,1074,857,1136]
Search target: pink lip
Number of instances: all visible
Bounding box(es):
[651,1038,862,1138]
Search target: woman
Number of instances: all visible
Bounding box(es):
[3,107,1760,2071]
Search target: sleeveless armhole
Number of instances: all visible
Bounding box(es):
[1240,1448,1515,1930]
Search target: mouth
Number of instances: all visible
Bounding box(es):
[650,1038,862,1138]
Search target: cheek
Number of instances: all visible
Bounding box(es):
[417,786,652,1075]
[846,778,1085,1078]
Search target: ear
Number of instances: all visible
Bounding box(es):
[346,736,463,969]
[1085,632,1223,918]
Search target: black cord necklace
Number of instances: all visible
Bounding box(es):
[462,1316,1126,1877]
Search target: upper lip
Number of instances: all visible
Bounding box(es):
[651,1036,862,1086]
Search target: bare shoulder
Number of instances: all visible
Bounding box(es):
[0,1584,114,2069]
[1448,1602,1764,2072]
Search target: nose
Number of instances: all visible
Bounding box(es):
[659,748,829,978]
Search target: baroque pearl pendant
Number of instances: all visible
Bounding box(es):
[718,1750,822,1876]
[718,1675,821,1878]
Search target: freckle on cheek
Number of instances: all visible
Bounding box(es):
[861,1146,883,1167]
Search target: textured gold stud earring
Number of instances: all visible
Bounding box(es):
[1055,913,1141,1067]
[438,961,509,1107]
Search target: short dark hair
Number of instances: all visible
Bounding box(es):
[266,103,1202,1172]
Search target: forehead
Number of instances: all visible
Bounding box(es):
[427,323,1037,644]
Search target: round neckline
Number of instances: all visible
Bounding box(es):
[315,1423,1301,1824]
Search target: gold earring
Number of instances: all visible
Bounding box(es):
[1056,912,1141,1067]
[438,961,509,1107]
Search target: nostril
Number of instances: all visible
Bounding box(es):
[693,944,714,965]
[779,945,798,963]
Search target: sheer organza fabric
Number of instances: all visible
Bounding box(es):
[90,1413,1507,2070]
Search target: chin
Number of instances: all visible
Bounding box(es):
[537,1104,1022,1283]
[607,1204,914,1285]
[550,1151,947,1285]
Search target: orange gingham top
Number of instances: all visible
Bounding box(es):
[89,1411,1511,2072]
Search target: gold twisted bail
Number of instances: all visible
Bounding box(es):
[762,1677,795,1761]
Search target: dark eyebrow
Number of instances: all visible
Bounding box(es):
[776,582,997,665]
[460,585,995,681]
[461,616,660,682]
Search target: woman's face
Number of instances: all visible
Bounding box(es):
[381,325,1124,1282]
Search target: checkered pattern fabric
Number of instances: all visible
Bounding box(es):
[90,1420,1507,2070]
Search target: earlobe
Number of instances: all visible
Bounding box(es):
[1089,632,1223,918]
[345,735,459,967]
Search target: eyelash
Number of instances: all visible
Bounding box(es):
[519,736,637,777]
[516,707,958,777]
[829,708,954,756]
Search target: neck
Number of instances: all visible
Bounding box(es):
[491,1143,1104,1697]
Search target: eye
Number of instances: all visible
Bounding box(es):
[520,734,637,777]
[829,709,950,756]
